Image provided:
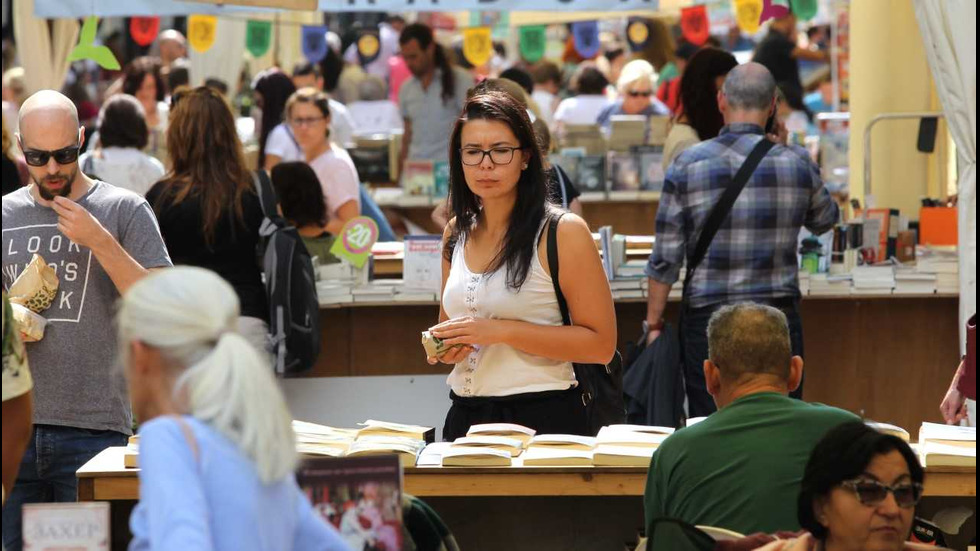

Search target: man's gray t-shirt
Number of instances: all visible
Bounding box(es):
[2,181,172,435]
[398,66,474,162]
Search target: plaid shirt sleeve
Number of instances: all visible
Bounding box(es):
[645,161,687,285]
[793,144,840,235]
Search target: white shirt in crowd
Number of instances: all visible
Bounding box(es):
[308,143,361,222]
[531,90,558,127]
[553,95,611,126]
[79,147,166,196]
[347,100,404,137]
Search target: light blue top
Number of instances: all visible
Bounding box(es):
[129,416,350,551]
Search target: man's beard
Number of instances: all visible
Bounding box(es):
[34,168,77,201]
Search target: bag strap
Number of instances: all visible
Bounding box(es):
[251,169,282,238]
[546,214,572,327]
[554,166,569,209]
[683,138,775,298]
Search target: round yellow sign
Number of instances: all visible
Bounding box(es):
[628,20,649,47]
[358,34,380,59]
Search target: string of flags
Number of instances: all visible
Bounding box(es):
[69,1,821,70]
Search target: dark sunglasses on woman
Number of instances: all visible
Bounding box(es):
[21,145,82,167]
[840,479,923,508]
[627,90,653,98]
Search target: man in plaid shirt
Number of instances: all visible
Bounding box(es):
[644,63,839,417]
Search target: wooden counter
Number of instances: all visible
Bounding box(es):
[76,446,975,502]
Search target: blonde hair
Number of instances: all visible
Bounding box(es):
[617,59,656,94]
[117,267,297,484]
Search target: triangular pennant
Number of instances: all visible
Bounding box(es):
[571,21,600,59]
[130,17,160,48]
[188,15,218,53]
[519,25,546,64]
[357,30,381,66]
[759,0,791,24]
[68,17,120,70]
[734,0,763,34]
[790,0,818,21]
[680,5,710,46]
[301,25,329,63]
[626,18,650,52]
[245,20,272,59]
[462,27,493,68]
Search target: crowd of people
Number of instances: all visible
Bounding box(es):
[0,9,973,551]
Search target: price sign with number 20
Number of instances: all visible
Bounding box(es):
[330,217,379,268]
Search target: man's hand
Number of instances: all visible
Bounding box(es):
[430,316,510,348]
[941,360,968,424]
[51,196,110,250]
[645,328,662,347]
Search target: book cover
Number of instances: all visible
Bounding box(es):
[401,160,435,196]
[576,155,607,193]
[633,145,665,192]
[298,455,404,551]
[441,447,513,467]
[433,161,450,198]
[608,151,641,192]
[402,236,443,293]
[23,502,110,551]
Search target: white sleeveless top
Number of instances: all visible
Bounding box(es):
[442,226,576,397]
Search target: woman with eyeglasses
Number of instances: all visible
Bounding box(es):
[595,59,671,135]
[145,87,270,356]
[758,421,934,551]
[426,90,617,441]
[284,88,360,235]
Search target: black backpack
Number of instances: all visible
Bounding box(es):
[546,214,627,435]
[252,170,321,376]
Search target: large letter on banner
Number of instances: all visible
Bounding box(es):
[680,5,709,46]
[462,27,493,67]
[188,15,217,53]
[519,25,546,63]
[246,20,272,58]
[571,21,600,59]
[302,25,329,63]
[130,17,160,47]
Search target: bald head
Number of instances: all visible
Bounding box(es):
[158,30,187,66]
[708,302,792,383]
[19,90,80,144]
[721,62,776,112]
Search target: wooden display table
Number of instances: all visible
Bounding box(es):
[77,446,975,502]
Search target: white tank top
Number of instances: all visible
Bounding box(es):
[442,225,577,397]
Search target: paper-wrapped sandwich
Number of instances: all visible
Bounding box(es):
[8,254,59,342]
[421,330,458,358]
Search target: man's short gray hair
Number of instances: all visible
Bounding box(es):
[721,62,777,111]
[707,302,792,382]
[357,75,388,102]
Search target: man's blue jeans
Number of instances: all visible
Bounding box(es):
[2,424,126,551]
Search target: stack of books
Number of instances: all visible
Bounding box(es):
[316,282,354,305]
[608,116,647,152]
[592,425,674,467]
[522,434,598,466]
[808,274,852,296]
[864,420,911,441]
[351,281,398,303]
[917,422,976,468]
[892,268,937,295]
[441,424,536,467]
[850,266,895,295]
[916,246,958,294]
[293,420,358,458]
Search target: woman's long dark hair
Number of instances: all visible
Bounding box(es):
[157,87,253,246]
[678,48,738,141]
[252,69,297,167]
[400,23,456,105]
[445,90,557,291]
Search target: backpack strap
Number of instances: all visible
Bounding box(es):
[682,138,775,299]
[251,169,281,238]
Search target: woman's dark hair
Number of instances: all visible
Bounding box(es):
[271,162,328,228]
[165,58,191,93]
[678,48,738,141]
[252,69,297,167]
[122,56,165,102]
[399,23,456,104]
[97,95,149,150]
[445,91,556,290]
[798,422,925,540]
[159,86,253,246]
[575,66,609,95]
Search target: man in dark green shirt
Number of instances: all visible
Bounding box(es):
[644,303,858,535]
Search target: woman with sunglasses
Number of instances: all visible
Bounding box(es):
[759,421,933,551]
[284,88,360,235]
[427,90,616,441]
[595,59,670,134]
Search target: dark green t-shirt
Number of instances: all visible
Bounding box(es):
[644,392,858,535]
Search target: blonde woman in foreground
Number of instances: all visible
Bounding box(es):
[119,267,349,551]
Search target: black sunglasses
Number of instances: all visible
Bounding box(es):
[22,145,82,167]
[840,479,923,508]
[627,90,653,98]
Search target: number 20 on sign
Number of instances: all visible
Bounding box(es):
[330,217,379,268]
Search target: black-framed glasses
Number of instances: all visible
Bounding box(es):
[840,479,923,508]
[290,116,327,128]
[460,146,522,166]
[22,145,82,167]
[627,90,653,98]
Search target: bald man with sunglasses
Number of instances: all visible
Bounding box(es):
[1,90,171,551]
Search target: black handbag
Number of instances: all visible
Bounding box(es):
[546,214,626,435]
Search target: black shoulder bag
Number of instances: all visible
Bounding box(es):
[547,214,625,435]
